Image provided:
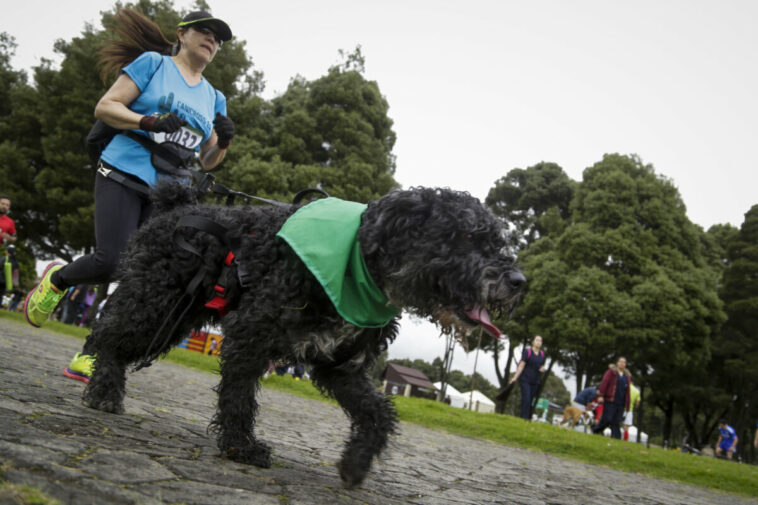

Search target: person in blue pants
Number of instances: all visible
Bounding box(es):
[509,335,546,420]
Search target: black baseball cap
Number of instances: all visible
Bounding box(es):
[178,11,232,42]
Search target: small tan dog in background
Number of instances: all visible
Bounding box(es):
[559,402,596,428]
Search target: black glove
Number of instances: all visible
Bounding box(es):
[213,112,234,149]
[139,112,186,133]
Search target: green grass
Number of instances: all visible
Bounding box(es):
[0,480,62,505]
[3,310,756,497]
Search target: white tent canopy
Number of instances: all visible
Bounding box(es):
[460,390,496,413]
[460,390,495,406]
[433,382,467,408]
[433,382,464,397]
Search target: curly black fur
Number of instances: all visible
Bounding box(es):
[81,180,525,488]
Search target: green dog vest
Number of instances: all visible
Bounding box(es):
[276,198,400,328]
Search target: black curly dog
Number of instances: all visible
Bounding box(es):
[81,181,525,488]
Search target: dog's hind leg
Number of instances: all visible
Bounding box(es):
[311,367,397,489]
[82,281,206,414]
[210,328,272,468]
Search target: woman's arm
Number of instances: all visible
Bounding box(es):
[199,113,234,171]
[94,74,143,129]
[509,361,526,384]
[198,131,227,171]
[597,370,611,400]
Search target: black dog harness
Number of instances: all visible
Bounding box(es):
[132,185,329,371]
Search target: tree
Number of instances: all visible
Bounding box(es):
[484,162,575,412]
[669,223,738,449]
[224,46,398,204]
[0,34,45,287]
[583,156,724,444]
[717,205,758,459]
[486,161,575,249]
[502,154,724,442]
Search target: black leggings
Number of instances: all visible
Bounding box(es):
[57,171,152,287]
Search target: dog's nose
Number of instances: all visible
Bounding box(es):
[508,270,526,290]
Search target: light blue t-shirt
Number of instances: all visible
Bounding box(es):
[100,51,227,186]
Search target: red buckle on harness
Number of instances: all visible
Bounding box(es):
[204,251,237,317]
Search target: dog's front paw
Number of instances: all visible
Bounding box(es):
[223,439,272,468]
[82,392,124,414]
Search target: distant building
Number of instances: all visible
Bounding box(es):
[382,363,436,399]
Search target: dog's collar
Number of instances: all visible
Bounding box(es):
[276,197,400,327]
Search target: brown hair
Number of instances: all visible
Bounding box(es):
[98,8,176,83]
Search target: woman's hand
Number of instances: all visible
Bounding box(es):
[139,112,186,133]
[213,113,234,149]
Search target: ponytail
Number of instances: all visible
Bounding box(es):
[98,8,176,83]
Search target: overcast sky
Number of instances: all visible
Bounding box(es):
[4,0,757,395]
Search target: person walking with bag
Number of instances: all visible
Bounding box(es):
[509,335,546,420]
[23,9,235,383]
[593,356,632,439]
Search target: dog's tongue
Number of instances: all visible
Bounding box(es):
[465,305,501,339]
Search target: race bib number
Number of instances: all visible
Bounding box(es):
[150,125,203,150]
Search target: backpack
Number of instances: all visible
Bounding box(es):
[85,120,121,164]
[526,348,544,360]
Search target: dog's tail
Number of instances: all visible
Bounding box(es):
[150,178,198,215]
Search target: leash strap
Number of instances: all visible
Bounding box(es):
[97,162,150,196]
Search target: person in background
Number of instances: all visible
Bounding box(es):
[8,289,23,312]
[0,245,20,307]
[593,356,632,439]
[573,386,599,411]
[61,285,88,325]
[77,286,98,326]
[509,335,546,420]
[715,419,738,460]
[623,383,641,441]
[21,9,234,384]
[292,363,305,380]
[0,196,17,246]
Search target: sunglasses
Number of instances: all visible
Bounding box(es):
[192,25,223,46]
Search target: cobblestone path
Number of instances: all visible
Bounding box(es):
[1,319,755,505]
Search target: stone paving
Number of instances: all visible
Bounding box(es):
[1,318,755,505]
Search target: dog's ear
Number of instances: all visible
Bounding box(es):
[359,189,431,255]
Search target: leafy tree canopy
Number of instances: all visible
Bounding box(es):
[486,161,575,249]
[498,155,724,406]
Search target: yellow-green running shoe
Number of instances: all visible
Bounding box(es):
[63,353,95,384]
[24,261,64,328]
